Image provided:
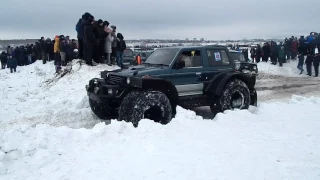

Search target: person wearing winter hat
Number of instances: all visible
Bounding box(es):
[104,25,114,65]
[54,35,61,73]
[83,15,98,66]
[76,12,93,60]
[115,33,126,68]
[7,55,17,73]
[110,25,119,64]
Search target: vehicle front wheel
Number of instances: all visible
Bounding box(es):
[89,98,118,120]
[118,90,172,127]
[210,79,251,114]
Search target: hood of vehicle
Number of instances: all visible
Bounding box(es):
[109,64,169,77]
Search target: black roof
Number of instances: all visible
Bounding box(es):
[160,45,227,50]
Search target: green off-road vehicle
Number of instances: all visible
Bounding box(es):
[86,45,258,127]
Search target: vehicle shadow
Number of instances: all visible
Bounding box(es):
[192,106,216,119]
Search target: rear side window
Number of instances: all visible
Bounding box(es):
[206,50,230,66]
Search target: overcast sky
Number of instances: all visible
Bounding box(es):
[0,0,319,40]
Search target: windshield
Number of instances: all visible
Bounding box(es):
[123,50,133,57]
[144,48,179,65]
[230,52,245,62]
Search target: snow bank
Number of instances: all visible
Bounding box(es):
[0,60,119,131]
[257,59,316,77]
[1,95,320,180]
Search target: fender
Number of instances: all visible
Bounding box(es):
[215,72,242,95]
[205,72,241,95]
[204,72,228,93]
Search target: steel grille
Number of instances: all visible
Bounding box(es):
[108,75,123,85]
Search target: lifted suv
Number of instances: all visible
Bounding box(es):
[86,45,258,127]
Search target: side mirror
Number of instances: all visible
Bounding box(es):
[174,60,185,69]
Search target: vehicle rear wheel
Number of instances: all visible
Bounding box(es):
[118,90,172,127]
[89,98,118,120]
[210,79,250,114]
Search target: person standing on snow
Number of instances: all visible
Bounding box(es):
[110,25,119,65]
[76,12,92,60]
[7,55,17,73]
[291,37,298,59]
[84,15,98,66]
[305,53,314,76]
[297,53,304,75]
[0,52,7,69]
[314,48,320,77]
[54,35,61,73]
[104,23,114,65]
[250,48,255,62]
[116,33,126,68]
[59,36,67,66]
[278,43,285,67]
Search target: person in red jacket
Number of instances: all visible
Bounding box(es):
[291,37,298,59]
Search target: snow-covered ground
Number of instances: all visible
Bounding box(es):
[1,60,320,180]
[257,59,316,77]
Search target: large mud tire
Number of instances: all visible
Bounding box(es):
[210,79,250,114]
[89,98,117,120]
[118,90,172,127]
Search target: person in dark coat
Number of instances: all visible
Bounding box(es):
[314,50,320,77]
[297,53,304,74]
[270,42,278,65]
[18,46,26,66]
[7,55,18,73]
[59,36,67,66]
[83,15,98,66]
[305,53,314,76]
[92,19,105,63]
[0,52,7,69]
[250,48,255,62]
[76,12,92,60]
[255,44,261,63]
[115,33,127,68]
[298,36,306,54]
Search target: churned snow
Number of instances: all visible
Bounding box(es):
[0,60,320,180]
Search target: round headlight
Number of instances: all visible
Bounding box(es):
[127,77,130,84]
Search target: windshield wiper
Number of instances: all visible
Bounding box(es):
[153,63,169,66]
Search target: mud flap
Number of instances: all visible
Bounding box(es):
[250,89,257,106]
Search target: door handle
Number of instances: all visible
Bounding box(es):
[196,72,201,76]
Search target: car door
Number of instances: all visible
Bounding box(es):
[170,49,205,97]
[203,48,234,80]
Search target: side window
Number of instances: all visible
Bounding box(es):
[177,50,202,68]
[207,49,230,66]
[221,50,230,65]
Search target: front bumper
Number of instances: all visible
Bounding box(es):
[85,75,143,102]
[86,78,125,102]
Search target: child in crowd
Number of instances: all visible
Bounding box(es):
[7,55,17,73]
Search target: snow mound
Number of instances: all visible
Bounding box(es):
[1,95,320,180]
[257,60,315,77]
[0,60,119,131]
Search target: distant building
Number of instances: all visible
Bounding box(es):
[193,38,197,41]
[200,38,204,42]
[185,38,189,41]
